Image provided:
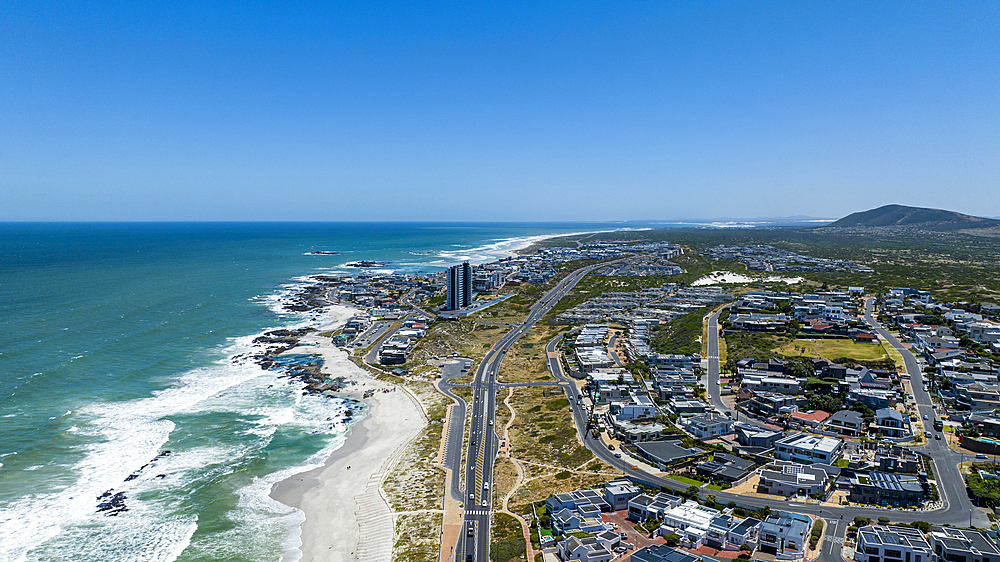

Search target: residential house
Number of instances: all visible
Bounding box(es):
[686,413,734,438]
[658,500,721,548]
[791,409,830,429]
[749,392,800,416]
[856,526,933,562]
[557,533,616,562]
[734,422,784,449]
[758,515,810,559]
[758,460,830,498]
[928,528,1000,562]
[875,408,910,438]
[628,492,684,522]
[546,489,611,515]
[603,479,642,511]
[695,453,756,484]
[606,416,670,444]
[826,410,866,436]
[631,545,703,562]
[847,385,898,410]
[849,472,927,507]
[727,517,762,551]
[635,440,699,471]
[774,433,843,465]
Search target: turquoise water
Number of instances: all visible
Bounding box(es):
[0,222,618,561]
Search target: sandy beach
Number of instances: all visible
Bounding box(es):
[271,306,426,562]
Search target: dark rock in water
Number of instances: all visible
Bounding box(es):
[97,490,128,516]
[155,474,166,479]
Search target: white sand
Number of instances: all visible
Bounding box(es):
[271,305,426,562]
[691,271,805,286]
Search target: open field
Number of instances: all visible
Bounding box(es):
[498,326,560,384]
[774,338,889,362]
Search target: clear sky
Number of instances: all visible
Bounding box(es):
[2,1,997,221]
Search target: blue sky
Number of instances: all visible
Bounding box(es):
[2,1,997,221]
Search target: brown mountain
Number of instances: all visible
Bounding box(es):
[820,204,1000,231]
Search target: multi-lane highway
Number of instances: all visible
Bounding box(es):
[453,262,613,562]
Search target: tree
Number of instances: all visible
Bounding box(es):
[686,485,700,499]
[753,505,771,520]
[878,516,890,524]
[665,533,680,547]
[706,494,717,508]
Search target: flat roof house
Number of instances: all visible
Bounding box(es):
[774,433,843,465]
[604,479,642,511]
[849,472,927,507]
[686,413,734,438]
[628,492,683,522]
[632,545,703,562]
[758,460,830,498]
[856,525,932,562]
[635,441,699,471]
[758,515,809,559]
[928,528,1000,562]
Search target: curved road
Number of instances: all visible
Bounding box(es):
[541,297,986,562]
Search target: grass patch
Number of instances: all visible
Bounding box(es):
[652,308,711,356]
[491,512,527,562]
[774,338,889,362]
[668,473,705,487]
[545,398,570,411]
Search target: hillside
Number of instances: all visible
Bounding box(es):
[820,204,1000,231]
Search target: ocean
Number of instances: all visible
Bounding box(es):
[0,222,622,562]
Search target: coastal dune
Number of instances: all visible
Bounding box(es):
[271,316,425,562]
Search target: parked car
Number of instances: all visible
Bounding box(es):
[614,453,622,458]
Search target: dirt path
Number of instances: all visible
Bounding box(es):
[498,387,536,561]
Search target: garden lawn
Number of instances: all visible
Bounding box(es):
[775,338,888,362]
[668,474,705,487]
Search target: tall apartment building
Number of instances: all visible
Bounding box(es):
[446,262,472,311]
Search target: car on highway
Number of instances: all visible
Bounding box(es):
[468,526,474,537]
[608,444,615,450]
[614,453,621,458]
[923,414,929,420]
[707,394,712,399]
[925,431,932,438]
[977,454,988,459]
[935,434,942,440]
[469,493,474,500]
